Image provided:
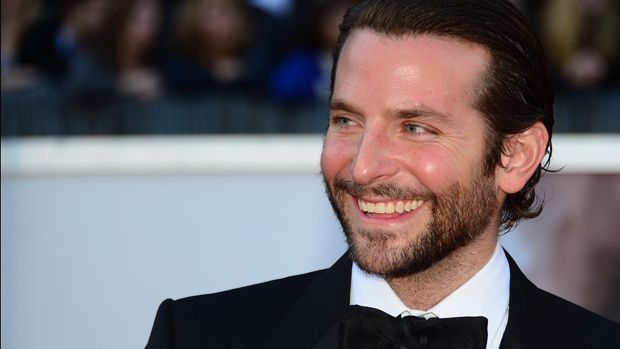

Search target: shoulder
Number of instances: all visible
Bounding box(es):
[505,253,620,347]
[145,269,325,348]
[174,268,322,319]
[531,287,620,346]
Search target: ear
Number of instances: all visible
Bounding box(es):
[495,121,549,194]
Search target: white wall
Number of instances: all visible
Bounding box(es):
[1,173,348,348]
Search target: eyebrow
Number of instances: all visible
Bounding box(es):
[393,106,452,123]
[330,99,453,123]
[329,100,363,115]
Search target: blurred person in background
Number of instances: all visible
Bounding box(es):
[542,0,619,91]
[249,0,293,18]
[1,0,40,91]
[94,0,163,101]
[268,0,358,104]
[15,0,110,81]
[163,0,271,94]
[540,0,620,131]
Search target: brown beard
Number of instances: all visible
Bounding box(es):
[323,170,498,278]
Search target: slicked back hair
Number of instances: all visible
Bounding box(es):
[330,0,554,231]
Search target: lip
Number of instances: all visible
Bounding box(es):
[350,194,424,225]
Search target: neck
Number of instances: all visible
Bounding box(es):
[386,231,498,311]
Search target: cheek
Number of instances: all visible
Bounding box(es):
[409,148,464,191]
[320,137,352,179]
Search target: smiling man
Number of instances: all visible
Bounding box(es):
[146,1,620,348]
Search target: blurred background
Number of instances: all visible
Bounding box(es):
[1,0,619,134]
[1,0,619,348]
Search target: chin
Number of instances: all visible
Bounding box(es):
[346,228,425,277]
[346,222,472,279]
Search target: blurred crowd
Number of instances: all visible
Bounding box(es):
[1,0,619,135]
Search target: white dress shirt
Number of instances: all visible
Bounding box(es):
[350,243,510,349]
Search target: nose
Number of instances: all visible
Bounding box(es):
[351,130,399,185]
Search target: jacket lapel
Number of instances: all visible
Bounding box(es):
[261,253,352,348]
[500,251,538,349]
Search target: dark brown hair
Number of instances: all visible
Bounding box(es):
[330,0,555,231]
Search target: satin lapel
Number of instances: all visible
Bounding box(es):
[500,251,538,349]
[260,253,352,349]
[498,331,525,349]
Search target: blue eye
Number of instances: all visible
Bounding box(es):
[331,116,356,127]
[404,124,427,134]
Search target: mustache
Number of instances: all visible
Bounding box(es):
[333,178,435,201]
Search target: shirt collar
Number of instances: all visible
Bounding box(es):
[350,243,510,347]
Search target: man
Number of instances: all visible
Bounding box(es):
[146,1,620,348]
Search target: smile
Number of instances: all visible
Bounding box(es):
[357,198,424,214]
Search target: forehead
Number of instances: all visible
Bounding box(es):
[333,29,490,116]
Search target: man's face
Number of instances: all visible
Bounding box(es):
[321,30,501,278]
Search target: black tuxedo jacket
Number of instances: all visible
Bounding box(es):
[146,252,620,348]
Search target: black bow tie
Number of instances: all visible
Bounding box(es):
[339,305,488,349]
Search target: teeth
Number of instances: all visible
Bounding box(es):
[367,202,376,212]
[395,201,404,213]
[375,202,386,214]
[358,198,424,214]
[360,200,367,212]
